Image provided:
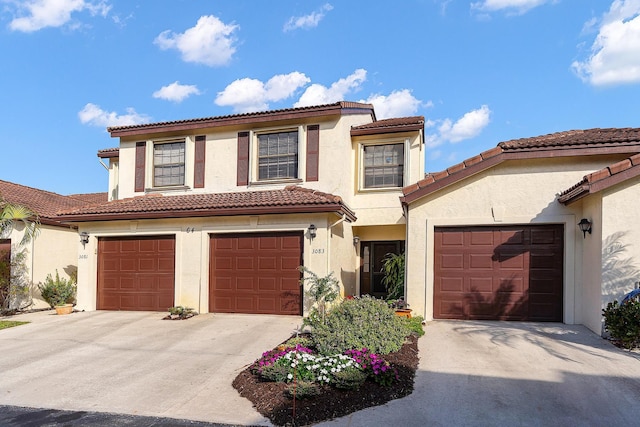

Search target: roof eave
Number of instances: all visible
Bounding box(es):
[58,204,357,223]
[350,123,424,137]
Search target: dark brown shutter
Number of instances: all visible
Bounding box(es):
[135,141,146,192]
[237,132,250,186]
[306,125,320,181]
[194,135,206,188]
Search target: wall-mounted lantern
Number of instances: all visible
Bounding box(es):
[353,236,360,245]
[80,231,90,247]
[578,218,592,238]
[308,224,317,240]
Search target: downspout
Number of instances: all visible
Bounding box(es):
[99,159,109,170]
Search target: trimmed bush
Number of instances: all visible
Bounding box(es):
[332,367,368,390]
[311,296,411,355]
[285,381,322,399]
[603,299,640,349]
[402,315,426,337]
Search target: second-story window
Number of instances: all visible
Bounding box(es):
[154,141,185,187]
[363,143,404,188]
[258,131,298,180]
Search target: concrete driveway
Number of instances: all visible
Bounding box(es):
[0,310,301,426]
[2,313,640,426]
[317,320,640,427]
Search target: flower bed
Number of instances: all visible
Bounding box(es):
[232,334,419,426]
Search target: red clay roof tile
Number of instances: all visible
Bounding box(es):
[499,128,640,151]
[350,116,425,136]
[57,186,356,222]
[0,180,107,225]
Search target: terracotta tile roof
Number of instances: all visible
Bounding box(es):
[57,186,357,223]
[351,116,425,136]
[0,180,107,226]
[401,127,640,205]
[499,128,640,151]
[558,154,640,205]
[108,102,375,137]
[68,192,109,205]
[97,147,119,158]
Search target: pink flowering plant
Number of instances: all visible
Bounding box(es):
[344,348,399,387]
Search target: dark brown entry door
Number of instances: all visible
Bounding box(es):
[97,236,175,311]
[360,241,403,298]
[210,232,302,315]
[0,239,10,308]
[434,225,563,321]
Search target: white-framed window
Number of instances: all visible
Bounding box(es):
[362,143,404,188]
[153,140,185,187]
[257,130,299,181]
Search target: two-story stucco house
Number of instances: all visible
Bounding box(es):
[59,102,425,315]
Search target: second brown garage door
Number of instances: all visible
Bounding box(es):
[210,232,302,315]
[97,236,175,311]
[434,225,563,321]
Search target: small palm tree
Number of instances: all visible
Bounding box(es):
[0,199,40,245]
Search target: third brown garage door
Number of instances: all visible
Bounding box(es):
[434,225,563,321]
[210,232,302,315]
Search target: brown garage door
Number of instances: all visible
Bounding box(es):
[434,225,563,321]
[98,236,175,311]
[210,232,302,315]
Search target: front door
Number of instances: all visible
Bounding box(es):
[359,240,403,298]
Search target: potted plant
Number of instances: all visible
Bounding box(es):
[38,270,77,315]
[381,253,411,317]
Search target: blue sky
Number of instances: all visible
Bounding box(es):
[1,0,640,195]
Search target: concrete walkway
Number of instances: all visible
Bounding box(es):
[0,310,301,426]
[317,320,640,427]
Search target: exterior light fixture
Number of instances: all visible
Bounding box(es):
[80,231,90,247]
[308,224,317,240]
[353,236,360,245]
[578,218,592,238]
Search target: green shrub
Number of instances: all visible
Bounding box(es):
[402,315,426,337]
[260,364,291,383]
[603,299,640,349]
[38,270,76,308]
[300,267,340,328]
[283,335,313,349]
[167,306,197,319]
[331,366,368,390]
[311,296,411,355]
[285,381,322,399]
[381,252,405,300]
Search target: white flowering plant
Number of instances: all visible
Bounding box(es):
[270,349,362,385]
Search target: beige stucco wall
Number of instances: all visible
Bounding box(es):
[6,225,78,309]
[405,156,630,329]
[579,195,603,334]
[76,212,356,315]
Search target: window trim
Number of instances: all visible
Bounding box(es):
[250,126,303,184]
[358,139,408,192]
[151,138,187,189]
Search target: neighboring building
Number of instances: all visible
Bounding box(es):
[58,102,425,315]
[401,128,640,335]
[0,180,107,309]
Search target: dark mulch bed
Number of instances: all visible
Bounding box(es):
[232,335,419,426]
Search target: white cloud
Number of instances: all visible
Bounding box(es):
[294,69,367,107]
[154,15,238,67]
[284,3,333,32]
[8,0,110,32]
[471,0,551,15]
[362,89,428,119]
[78,103,150,127]
[426,105,492,147]
[572,0,640,86]
[153,81,201,103]
[215,72,310,113]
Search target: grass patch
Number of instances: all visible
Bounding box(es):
[0,320,29,330]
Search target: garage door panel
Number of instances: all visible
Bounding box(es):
[440,254,464,269]
[98,236,175,311]
[469,254,493,269]
[210,232,302,315]
[434,225,563,321]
